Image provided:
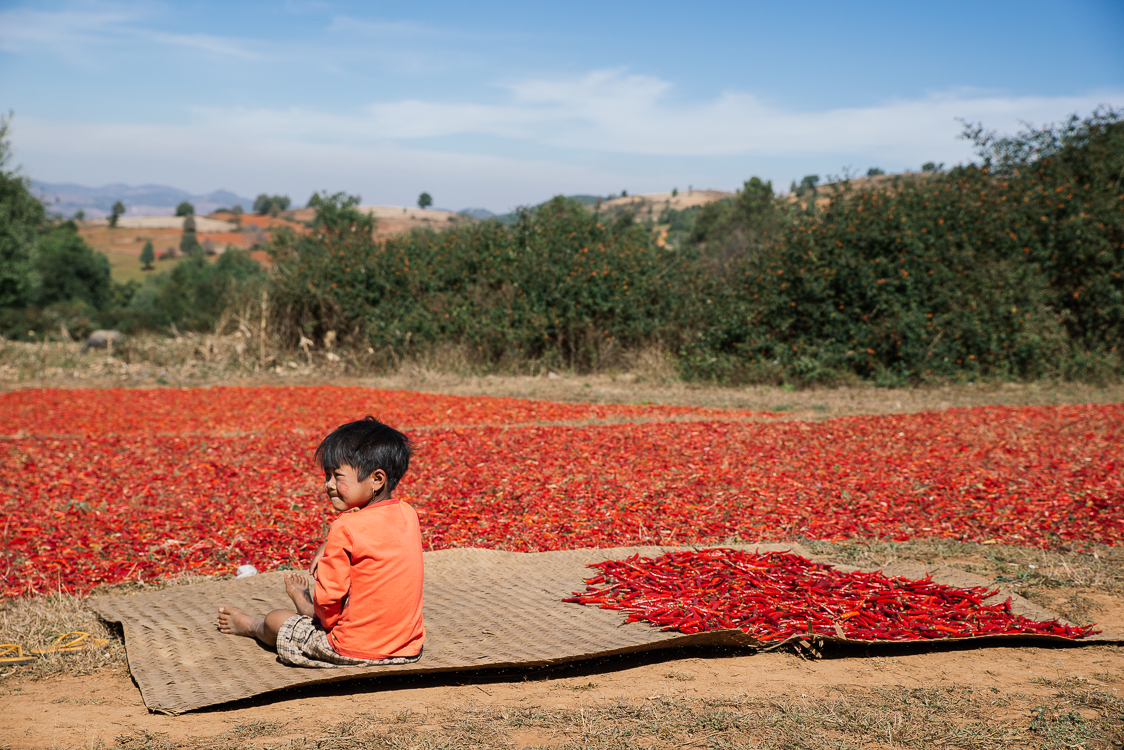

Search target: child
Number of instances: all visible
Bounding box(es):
[217,416,425,668]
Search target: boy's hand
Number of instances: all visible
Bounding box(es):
[309,542,326,575]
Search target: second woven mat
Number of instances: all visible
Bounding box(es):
[90,544,1113,714]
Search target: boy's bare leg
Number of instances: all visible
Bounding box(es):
[284,572,316,617]
[217,606,294,647]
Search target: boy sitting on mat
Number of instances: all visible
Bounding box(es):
[217,417,426,668]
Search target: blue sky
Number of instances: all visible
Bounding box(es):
[2,0,1122,212]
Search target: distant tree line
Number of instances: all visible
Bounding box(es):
[0,116,264,340]
[264,109,1123,384]
[1,109,1120,385]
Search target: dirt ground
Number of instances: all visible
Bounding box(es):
[4,641,1122,749]
[2,368,1123,748]
[3,564,1121,749]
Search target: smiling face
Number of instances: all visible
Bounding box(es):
[324,464,386,512]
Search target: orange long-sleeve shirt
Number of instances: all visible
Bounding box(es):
[314,497,426,660]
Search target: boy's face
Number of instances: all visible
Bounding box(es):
[324,464,385,512]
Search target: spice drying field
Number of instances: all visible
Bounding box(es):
[2,384,1124,749]
[2,387,1122,599]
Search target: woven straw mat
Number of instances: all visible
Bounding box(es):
[88,544,1117,714]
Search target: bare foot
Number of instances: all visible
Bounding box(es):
[217,606,263,638]
[285,572,315,616]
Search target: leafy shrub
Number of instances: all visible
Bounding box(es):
[104,249,264,333]
[268,194,696,370]
[685,108,1123,384]
[34,222,112,310]
[687,178,782,268]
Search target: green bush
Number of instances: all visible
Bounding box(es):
[687,178,783,266]
[0,119,119,339]
[268,194,695,369]
[165,250,262,329]
[34,221,112,310]
[684,108,1123,384]
[0,116,46,310]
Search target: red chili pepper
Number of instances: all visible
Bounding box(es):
[565,548,1100,642]
[3,390,1122,599]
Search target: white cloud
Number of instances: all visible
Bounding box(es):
[9,69,1122,211]
[0,7,135,52]
[326,15,485,40]
[184,70,1123,161]
[0,6,260,61]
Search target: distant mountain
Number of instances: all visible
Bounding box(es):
[30,181,254,219]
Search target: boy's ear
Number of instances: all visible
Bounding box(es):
[370,468,388,490]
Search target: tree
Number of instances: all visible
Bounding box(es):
[686,176,780,267]
[180,215,202,257]
[0,114,47,309]
[921,162,943,172]
[671,188,678,197]
[230,204,243,215]
[74,209,86,220]
[866,167,885,177]
[0,114,111,314]
[180,232,202,257]
[175,201,194,216]
[795,175,819,197]
[417,192,433,209]
[140,239,155,270]
[109,200,125,228]
[34,223,112,309]
[254,194,291,217]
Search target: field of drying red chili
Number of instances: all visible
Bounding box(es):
[1,386,1121,599]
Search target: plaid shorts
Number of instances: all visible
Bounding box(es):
[275,615,422,669]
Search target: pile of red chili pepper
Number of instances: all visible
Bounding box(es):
[2,387,1121,598]
[564,549,1099,641]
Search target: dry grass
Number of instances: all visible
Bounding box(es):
[804,538,1124,627]
[0,593,124,679]
[4,336,1124,422]
[0,574,216,680]
[0,332,363,385]
[100,684,1124,749]
[805,539,1124,597]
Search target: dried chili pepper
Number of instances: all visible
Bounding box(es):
[564,548,1099,641]
[2,388,1121,599]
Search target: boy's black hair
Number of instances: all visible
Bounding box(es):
[315,416,413,492]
